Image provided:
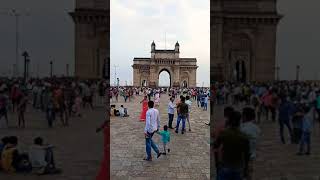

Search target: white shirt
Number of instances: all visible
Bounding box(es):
[168,101,175,114]
[28,145,47,168]
[240,122,261,159]
[145,108,160,133]
[119,107,125,117]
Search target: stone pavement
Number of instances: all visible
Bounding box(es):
[212,104,320,180]
[0,104,105,180]
[111,94,210,180]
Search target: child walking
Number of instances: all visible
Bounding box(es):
[157,125,171,155]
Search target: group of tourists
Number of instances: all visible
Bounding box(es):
[211,81,319,179]
[0,77,108,128]
[136,87,210,161]
[110,86,210,161]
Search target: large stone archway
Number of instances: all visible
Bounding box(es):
[69,0,109,79]
[211,0,282,82]
[132,41,198,88]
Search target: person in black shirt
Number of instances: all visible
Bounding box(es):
[214,111,250,180]
[175,96,188,134]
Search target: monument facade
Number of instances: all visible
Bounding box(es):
[132,42,198,88]
[70,0,109,79]
[211,0,282,82]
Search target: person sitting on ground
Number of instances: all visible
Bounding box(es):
[28,137,60,175]
[0,136,9,155]
[0,136,10,169]
[110,105,116,116]
[119,105,129,117]
[110,105,120,117]
[1,136,32,173]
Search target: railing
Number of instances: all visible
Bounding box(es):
[155,59,175,65]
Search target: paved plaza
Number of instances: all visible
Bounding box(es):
[0,104,105,180]
[213,104,320,180]
[111,94,210,180]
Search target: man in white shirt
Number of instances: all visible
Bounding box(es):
[241,107,261,160]
[240,107,261,179]
[168,97,175,129]
[144,101,161,161]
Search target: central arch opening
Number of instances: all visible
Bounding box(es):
[235,60,246,82]
[159,69,171,87]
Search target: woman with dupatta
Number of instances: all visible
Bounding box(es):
[140,96,148,121]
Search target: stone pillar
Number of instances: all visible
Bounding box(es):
[172,67,180,87]
[254,26,277,81]
[190,69,197,87]
[149,66,157,88]
[133,67,140,87]
[211,12,224,81]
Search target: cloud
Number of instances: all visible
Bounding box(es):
[111,0,210,87]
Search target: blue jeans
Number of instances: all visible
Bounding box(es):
[217,167,242,180]
[197,100,200,107]
[168,113,174,128]
[203,102,208,111]
[145,132,159,160]
[176,115,186,132]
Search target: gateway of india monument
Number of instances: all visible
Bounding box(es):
[211,0,282,82]
[132,41,198,88]
[69,0,109,79]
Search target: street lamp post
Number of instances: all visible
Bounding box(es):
[0,9,30,77]
[117,78,119,87]
[50,61,53,78]
[22,51,29,83]
[26,58,30,79]
[66,64,69,77]
[296,65,300,81]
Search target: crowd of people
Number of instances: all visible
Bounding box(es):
[211,81,318,179]
[0,136,59,175]
[110,86,210,161]
[0,77,108,128]
[0,77,108,178]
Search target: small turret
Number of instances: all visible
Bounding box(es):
[175,41,180,52]
[151,41,156,52]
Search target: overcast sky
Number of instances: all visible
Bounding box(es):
[110,0,210,87]
[0,0,319,82]
[0,0,74,78]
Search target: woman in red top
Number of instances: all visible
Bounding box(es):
[11,85,21,113]
[139,96,148,121]
[96,120,109,180]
